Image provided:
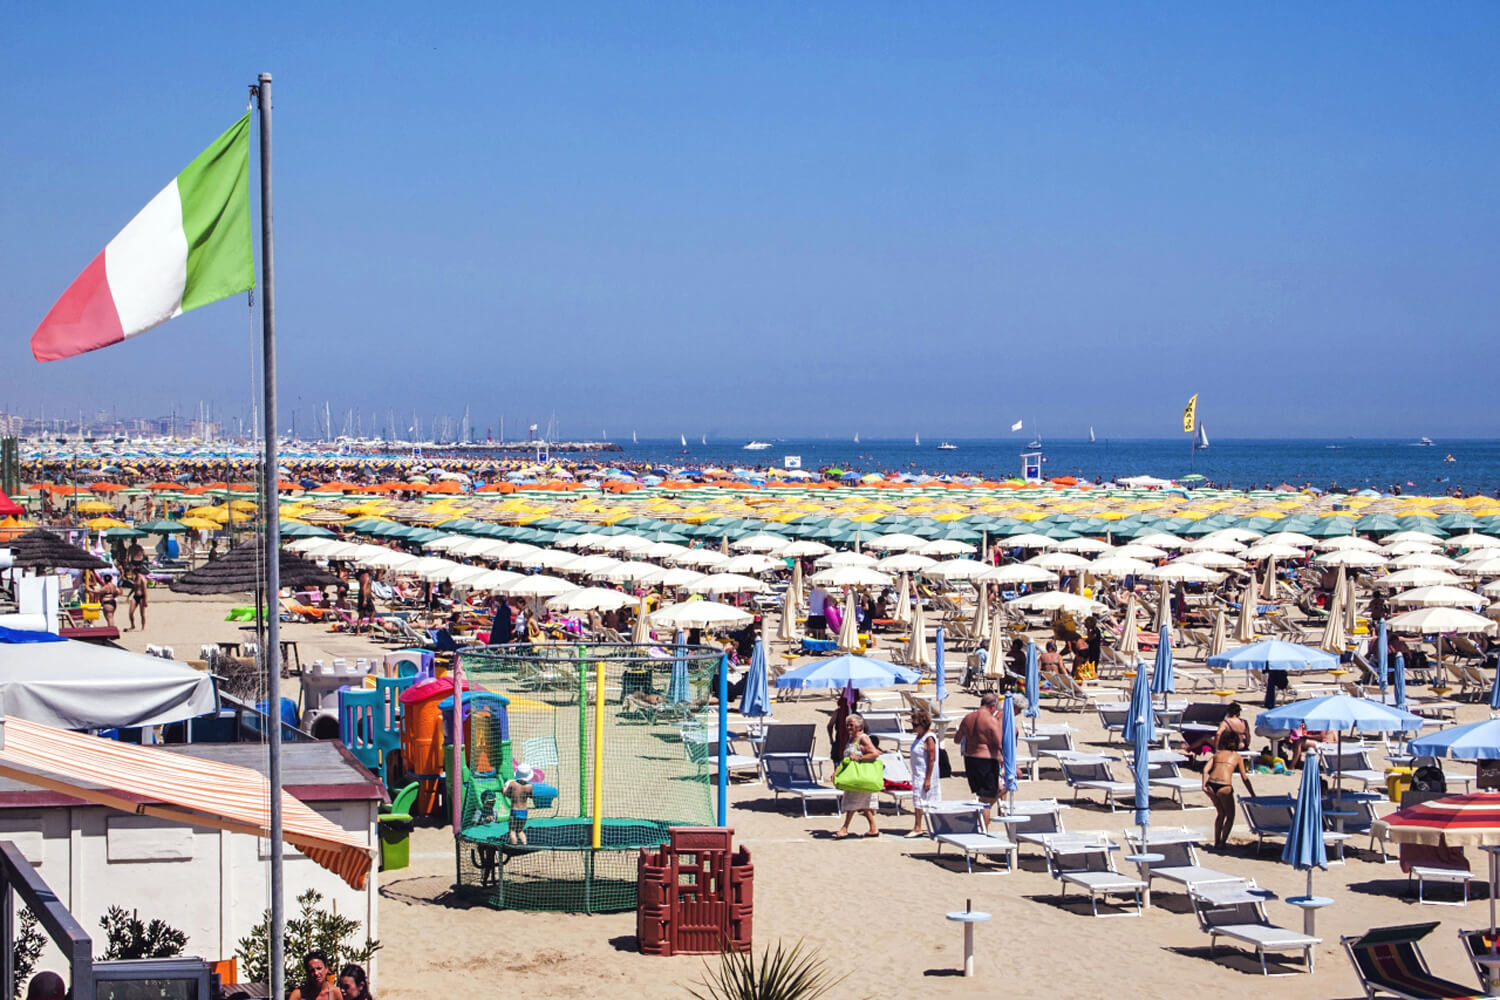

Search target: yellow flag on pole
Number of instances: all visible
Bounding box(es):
[1183,394,1198,433]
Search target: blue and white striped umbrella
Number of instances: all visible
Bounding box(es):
[739,638,772,718]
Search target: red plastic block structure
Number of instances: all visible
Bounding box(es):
[637,826,753,955]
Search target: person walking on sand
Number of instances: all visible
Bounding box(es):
[124,567,148,631]
[833,713,881,839]
[1203,731,1256,849]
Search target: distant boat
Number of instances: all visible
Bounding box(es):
[853,431,860,444]
[680,433,687,448]
[701,434,707,446]
[632,430,637,444]
[1418,436,1435,446]
[743,441,771,450]
[1195,424,1209,450]
[1088,426,1096,444]
[914,432,921,446]
[937,441,957,450]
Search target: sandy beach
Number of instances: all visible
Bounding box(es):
[111,587,1495,1000]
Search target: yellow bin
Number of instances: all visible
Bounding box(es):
[1386,766,1415,804]
[79,603,102,622]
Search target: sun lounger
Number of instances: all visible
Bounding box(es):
[1123,829,1242,895]
[1194,884,1320,975]
[1343,922,1480,999]
[924,805,1017,873]
[760,756,843,817]
[878,751,914,815]
[1239,794,1350,859]
[1046,834,1146,917]
[1059,757,1136,812]
[1457,928,1500,994]
[1410,865,1474,905]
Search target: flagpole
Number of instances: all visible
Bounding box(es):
[254,71,285,1000]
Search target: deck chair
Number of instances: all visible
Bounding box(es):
[760,756,842,817]
[1041,671,1091,711]
[1006,799,1072,857]
[1457,928,1500,994]
[863,714,914,752]
[684,727,760,779]
[1240,795,1349,860]
[924,805,1017,874]
[1059,757,1135,812]
[1046,834,1145,917]
[878,751,914,814]
[1096,703,1129,742]
[1194,884,1321,975]
[1143,756,1205,809]
[1122,828,1241,895]
[1343,922,1481,999]
[1323,746,1388,792]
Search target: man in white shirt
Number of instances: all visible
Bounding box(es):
[807,586,829,638]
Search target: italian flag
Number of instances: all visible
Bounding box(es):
[31,113,255,362]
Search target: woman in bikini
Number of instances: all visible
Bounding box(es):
[1203,731,1256,849]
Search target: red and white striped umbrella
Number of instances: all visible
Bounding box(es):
[1375,793,1500,847]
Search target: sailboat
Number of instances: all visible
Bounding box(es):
[701,434,707,446]
[1089,426,1096,444]
[632,430,637,444]
[914,432,921,446]
[853,431,859,444]
[1026,420,1041,450]
[680,433,688,449]
[1195,424,1209,450]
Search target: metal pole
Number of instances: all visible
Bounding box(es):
[717,653,729,826]
[255,71,286,1000]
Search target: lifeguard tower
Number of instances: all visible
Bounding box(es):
[1020,450,1045,484]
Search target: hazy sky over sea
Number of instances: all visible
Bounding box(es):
[4,4,1499,440]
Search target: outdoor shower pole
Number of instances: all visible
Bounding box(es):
[255,72,286,1000]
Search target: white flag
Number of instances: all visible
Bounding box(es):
[1010,420,1023,432]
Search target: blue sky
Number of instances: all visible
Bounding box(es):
[4,4,1499,440]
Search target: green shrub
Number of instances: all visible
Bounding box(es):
[97,907,188,961]
[687,940,858,1000]
[236,889,380,989]
[11,909,45,1000]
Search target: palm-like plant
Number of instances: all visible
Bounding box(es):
[687,940,858,1000]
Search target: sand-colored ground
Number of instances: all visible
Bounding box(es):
[120,589,1495,999]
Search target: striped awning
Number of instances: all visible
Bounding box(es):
[1374,792,1500,848]
[0,717,372,889]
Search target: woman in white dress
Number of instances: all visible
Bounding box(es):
[906,707,941,837]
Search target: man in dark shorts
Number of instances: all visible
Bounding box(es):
[953,692,1004,820]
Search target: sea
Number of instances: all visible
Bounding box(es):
[598,438,1500,496]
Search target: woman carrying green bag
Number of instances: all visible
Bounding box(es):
[832,713,882,839]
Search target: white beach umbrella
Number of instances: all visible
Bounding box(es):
[1088,556,1154,579]
[869,532,927,552]
[1448,533,1500,550]
[690,573,771,595]
[1236,578,1258,643]
[1382,540,1443,557]
[788,558,805,612]
[731,533,789,553]
[1152,578,1171,632]
[1389,586,1486,609]
[978,564,1058,586]
[442,564,492,586]
[631,596,652,643]
[1320,571,1348,654]
[1027,552,1093,573]
[1115,593,1140,658]
[808,566,892,588]
[1200,527,1264,544]
[923,558,990,581]
[471,569,524,591]
[362,549,419,570]
[1182,536,1248,554]
[1007,591,1106,615]
[893,572,911,623]
[985,610,1006,677]
[1458,548,1500,563]
[972,584,991,638]
[916,538,976,557]
[592,560,658,584]
[1383,530,1447,546]
[1482,579,1500,598]
[673,549,730,569]
[1260,531,1317,548]
[1000,532,1060,550]
[1316,535,1382,552]
[425,534,476,553]
[778,593,800,642]
[1054,536,1113,554]
[876,552,938,574]
[559,554,621,576]
[778,540,834,558]
[814,551,878,568]
[1314,549,1388,569]
[908,598,930,667]
[641,542,690,560]
[1378,568,1466,589]
[498,574,579,598]
[1134,531,1186,549]
[720,553,783,575]
[1461,558,1500,578]
[547,587,639,613]
[638,566,709,588]
[1390,552,1460,570]
[1244,542,1306,560]
[1142,563,1225,584]
[1112,544,1169,560]
[1178,550,1246,570]
[1208,607,1229,658]
[649,600,754,629]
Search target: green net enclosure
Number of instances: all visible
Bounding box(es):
[452,641,725,913]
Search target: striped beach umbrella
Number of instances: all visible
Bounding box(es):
[1376,793,1500,945]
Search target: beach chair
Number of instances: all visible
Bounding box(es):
[1024,726,1078,779]
[1343,922,1480,999]
[1121,828,1242,896]
[760,756,842,817]
[1059,756,1135,812]
[1457,928,1500,994]
[924,805,1018,874]
[1143,755,1205,809]
[1193,884,1321,975]
[1328,795,1391,862]
[1324,746,1388,792]
[683,727,760,779]
[1046,834,1146,917]
[863,714,914,753]
[877,751,914,815]
[1040,670,1091,711]
[1239,795,1349,860]
[1005,799,1073,858]
[1095,703,1128,742]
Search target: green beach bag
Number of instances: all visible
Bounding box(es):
[833,758,885,793]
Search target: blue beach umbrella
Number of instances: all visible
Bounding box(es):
[1489,658,1500,714]
[1394,653,1408,713]
[1150,625,1174,709]
[1376,619,1389,696]
[1024,641,1040,731]
[1257,692,1423,795]
[668,630,691,704]
[739,639,771,718]
[934,627,947,707]
[1207,639,1339,674]
[1282,752,1328,914]
[1000,693,1019,798]
[1130,673,1155,831]
[1409,717,1500,759]
[774,653,921,690]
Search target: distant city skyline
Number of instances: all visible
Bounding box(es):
[5,5,1498,438]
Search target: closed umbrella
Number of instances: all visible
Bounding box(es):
[893,572,911,623]
[1491,660,1500,714]
[788,558,805,612]
[972,585,990,639]
[1024,641,1040,733]
[1320,569,1347,655]
[1282,753,1329,934]
[1115,593,1140,658]
[631,595,651,644]
[1150,625,1174,709]
[1207,608,1228,659]
[1376,619,1389,696]
[1129,669,1155,901]
[739,639,771,719]
[1124,662,1152,745]
[1261,555,1278,602]
[1152,579,1170,633]
[934,627,947,707]
[1235,579,1257,643]
[985,611,1005,681]
[909,598,930,667]
[1000,693,1019,804]
[777,593,799,643]
[1394,653,1408,713]
[1344,566,1359,636]
[836,589,861,652]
